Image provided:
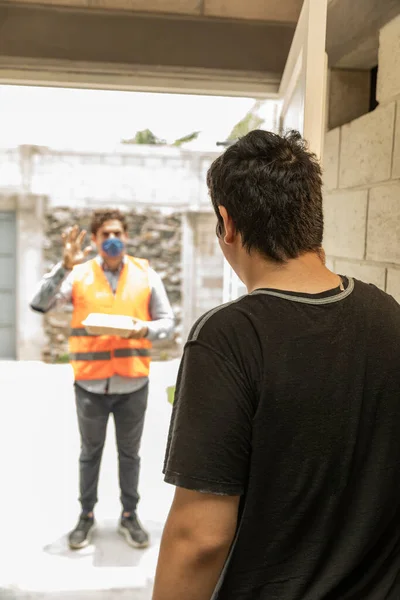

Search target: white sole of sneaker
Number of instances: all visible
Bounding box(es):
[118,525,150,549]
[68,523,96,550]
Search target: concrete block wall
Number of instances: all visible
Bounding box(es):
[323,13,400,302]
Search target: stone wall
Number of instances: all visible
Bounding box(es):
[323,13,400,302]
[42,206,182,363]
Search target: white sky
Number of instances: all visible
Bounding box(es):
[0,85,265,151]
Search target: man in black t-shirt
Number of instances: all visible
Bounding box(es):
[152,131,400,600]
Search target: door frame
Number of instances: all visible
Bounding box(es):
[279,0,328,159]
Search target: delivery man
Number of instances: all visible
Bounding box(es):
[31,209,174,550]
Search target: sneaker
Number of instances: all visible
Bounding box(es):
[68,514,95,550]
[118,513,149,549]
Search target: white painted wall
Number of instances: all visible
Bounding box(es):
[0,193,46,360]
[0,145,220,210]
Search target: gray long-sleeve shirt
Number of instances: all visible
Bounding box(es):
[30,256,175,395]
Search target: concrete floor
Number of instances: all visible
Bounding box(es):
[0,360,179,600]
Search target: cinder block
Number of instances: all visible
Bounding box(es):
[339,103,395,188]
[334,260,386,290]
[323,190,368,259]
[392,101,400,180]
[377,14,400,104]
[386,268,400,303]
[323,128,340,191]
[367,183,400,262]
[328,69,370,130]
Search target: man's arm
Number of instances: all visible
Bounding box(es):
[145,268,175,341]
[30,262,73,313]
[154,314,256,599]
[152,488,239,600]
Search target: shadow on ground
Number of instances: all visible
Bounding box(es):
[42,519,163,567]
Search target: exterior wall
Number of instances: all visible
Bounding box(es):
[0,145,219,210]
[323,13,400,302]
[0,193,46,360]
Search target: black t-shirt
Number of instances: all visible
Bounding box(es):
[164,278,400,600]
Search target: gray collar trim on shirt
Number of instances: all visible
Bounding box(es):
[191,277,354,341]
[250,277,355,305]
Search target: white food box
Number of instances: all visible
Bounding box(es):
[82,313,136,338]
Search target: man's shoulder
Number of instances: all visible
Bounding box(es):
[353,278,400,312]
[188,295,251,343]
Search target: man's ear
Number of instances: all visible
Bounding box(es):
[218,206,235,245]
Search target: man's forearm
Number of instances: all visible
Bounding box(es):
[152,521,231,600]
[30,261,72,313]
[146,317,175,342]
[147,268,175,342]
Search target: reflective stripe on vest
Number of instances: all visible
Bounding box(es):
[69,348,151,361]
[114,348,151,358]
[70,329,153,358]
[70,351,111,361]
[70,327,93,337]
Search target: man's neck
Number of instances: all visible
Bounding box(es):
[242,252,342,295]
[97,254,126,272]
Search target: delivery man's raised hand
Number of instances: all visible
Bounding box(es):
[62,225,92,270]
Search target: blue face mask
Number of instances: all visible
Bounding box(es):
[102,238,125,258]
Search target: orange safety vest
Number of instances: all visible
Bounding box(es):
[69,256,152,381]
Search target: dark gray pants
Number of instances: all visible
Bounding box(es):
[74,382,149,514]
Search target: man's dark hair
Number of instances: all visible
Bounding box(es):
[207,130,324,263]
[90,209,128,236]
